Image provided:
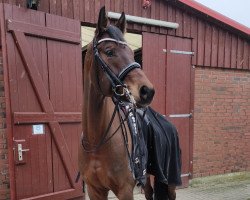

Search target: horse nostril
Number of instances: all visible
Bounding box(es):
[139,86,155,104]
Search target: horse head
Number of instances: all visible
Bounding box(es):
[86,6,155,107]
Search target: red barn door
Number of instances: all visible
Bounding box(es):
[143,33,194,187]
[1,4,83,199]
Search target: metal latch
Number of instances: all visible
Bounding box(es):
[17,143,29,161]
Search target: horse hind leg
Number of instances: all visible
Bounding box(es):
[87,184,108,200]
[153,179,177,200]
[143,176,154,200]
[167,185,176,200]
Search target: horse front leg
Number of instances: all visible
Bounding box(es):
[115,184,134,200]
[87,184,108,200]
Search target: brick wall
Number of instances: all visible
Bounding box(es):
[193,67,250,178]
[0,48,10,199]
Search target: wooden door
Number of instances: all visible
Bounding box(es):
[165,36,193,187]
[1,4,83,199]
[143,33,194,187]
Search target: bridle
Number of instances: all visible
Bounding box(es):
[80,35,148,186]
[93,37,141,100]
[82,36,142,153]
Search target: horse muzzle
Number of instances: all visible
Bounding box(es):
[138,85,155,107]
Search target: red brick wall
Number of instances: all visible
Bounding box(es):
[0,49,10,199]
[193,67,250,178]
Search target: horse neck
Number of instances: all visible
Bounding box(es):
[83,72,116,144]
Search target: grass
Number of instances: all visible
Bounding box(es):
[190,171,250,188]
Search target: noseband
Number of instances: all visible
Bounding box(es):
[93,37,141,97]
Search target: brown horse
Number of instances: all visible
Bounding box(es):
[78,7,155,200]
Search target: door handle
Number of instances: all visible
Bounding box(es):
[17,143,29,161]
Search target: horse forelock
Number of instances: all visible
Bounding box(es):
[106,25,125,41]
[96,25,125,42]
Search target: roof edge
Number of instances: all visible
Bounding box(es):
[177,0,250,36]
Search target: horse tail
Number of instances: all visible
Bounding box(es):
[75,171,85,193]
[82,180,85,193]
[75,171,81,183]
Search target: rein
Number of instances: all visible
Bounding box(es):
[81,101,128,153]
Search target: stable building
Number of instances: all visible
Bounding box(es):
[0,0,249,199]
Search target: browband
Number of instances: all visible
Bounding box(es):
[97,38,127,46]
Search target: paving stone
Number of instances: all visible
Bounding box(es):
[85,173,250,200]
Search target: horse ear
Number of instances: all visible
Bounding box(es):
[96,6,108,36]
[116,12,126,33]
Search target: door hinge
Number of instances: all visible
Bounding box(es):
[169,113,192,118]
[181,172,192,177]
[163,49,194,55]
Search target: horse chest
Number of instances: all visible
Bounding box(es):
[83,155,129,186]
[86,155,126,173]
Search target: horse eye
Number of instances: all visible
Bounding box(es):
[105,50,114,57]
